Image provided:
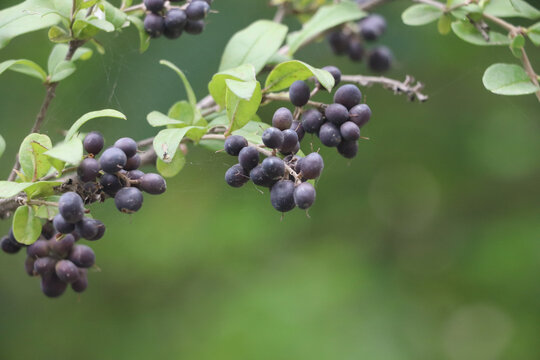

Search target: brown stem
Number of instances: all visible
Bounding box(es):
[520,48,540,102]
[263,93,327,110]
[341,74,428,102]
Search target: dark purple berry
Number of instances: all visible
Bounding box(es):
[34,257,57,275]
[53,214,75,234]
[360,14,387,41]
[238,147,260,172]
[262,127,284,149]
[279,129,299,154]
[298,153,324,179]
[27,239,49,258]
[340,121,361,141]
[321,66,341,88]
[261,157,285,180]
[124,154,141,171]
[186,0,210,20]
[272,107,293,130]
[338,140,359,159]
[225,164,249,187]
[100,147,127,174]
[164,9,187,39]
[78,157,100,182]
[41,221,56,240]
[325,103,349,125]
[69,245,95,268]
[301,109,324,134]
[49,234,75,258]
[318,122,342,147]
[294,183,316,209]
[1,236,21,254]
[289,80,310,107]
[139,173,167,195]
[368,46,392,72]
[349,104,372,128]
[327,31,349,55]
[76,218,105,240]
[270,180,296,212]
[25,257,35,276]
[290,120,305,141]
[41,273,67,298]
[144,0,164,13]
[55,260,80,283]
[185,20,205,34]
[71,269,88,293]
[127,170,145,181]
[333,84,362,110]
[83,131,104,155]
[114,137,138,158]
[115,187,144,213]
[224,135,248,156]
[144,13,165,38]
[348,39,364,62]
[58,192,85,224]
[250,166,276,188]
[100,173,123,196]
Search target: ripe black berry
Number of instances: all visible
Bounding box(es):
[225,164,249,187]
[100,173,123,196]
[294,183,316,209]
[25,257,35,276]
[349,39,365,62]
[360,14,387,41]
[144,0,164,13]
[78,157,100,182]
[53,214,74,234]
[338,140,359,158]
[270,180,296,212]
[100,147,127,174]
[340,121,361,141]
[289,80,310,107]
[318,122,342,147]
[55,260,80,283]
[71,269,88,293]
[301,109,324,134]
[224,135,248,156]
[49,234,75,258]
[261,157,285,180]
[76,218,105,240]
[298,153,324,179]
[34,257,57,275]
[185,20,205,34]
[250,166,276,188]
[368,46,392,72]
[1,236,21,254]
[290,120,305,141]
[164,9,187,39]
[114,137,138,158]
[333,84,362,110]
[83,131,104,155]
[69,245,95,268]
[238,147,260,172]
[144,13,165,38]
[139,173,167,195]
[115,187,144,213]
[262,127,284,149]
[322,66,341,87]
[272,107,293,130]
[41,273,67,298]
[58,192,85,224]
[124,154,141,171]
[279,129,299,154]
[27,239,49,258]
[327,31,349,55]
[349,104,372,128]
[186,0,210,20]
[325,103,349,125]
[127,170,145,180]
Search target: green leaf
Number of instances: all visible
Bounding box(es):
[45,137,83,166]
[484,0,540,20]
[0,134,5,158]
[168,101,194,123]
[527,22,540,46]
[482,63,540,95]
[100,0,129,29]
[0,182,30,198]
[24,181,62,198]
[438,14,452,35]
[232,121,270,145]
[264,60,335,92]
[286,0,366,55]
[402,4,443,26]
[147,111,186,127]
[47,44,93,82]
[156,150,185,178]
[510,34,525,57]
[65,109,126,141]
[0,181,61,198]
[225,80,262,132]
[128,15,150,53]
[34,195,60,220]
[208,64,256,106]
[18,134,53,181]
[0,59,47,81]
[48,25,71,42]
[219,20,288,74]
[159,60,197,107]
[13,205,42,245]
[451,20,510,46]
[153,126,208,163]
[72,18,115,39]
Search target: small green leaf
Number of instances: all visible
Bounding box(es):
[219,20,288,74]
[286,0,366,55]
[13,205,42,245]
[0,134,5,158]
[65,109,126,141]
[510,34,525,57]
[0,181,61,199]
[49,60,76,82]
[153,126,208,162]
[168,101,194,123]
[24,181,62,198]
[451,20,510,46]
[527,22,540,46]
[0,59,47,81]
[484,0,540,20]
[18,134,53,181]
[156,150,185,178]
[232,121,270,145]
[128,15,150,53]
[34,195,60,220]
[482,63,540,95]
[72,18,115,39]
[147,111,186,127]
[208,64,257,106]
[45,137,83,166]
[438,14,452,35]
[100,0,129,29]
[48,25,71,42]
[225,79,262,132]
[265,60,335,92]
[47,44,93,82]
[402,4,443,26]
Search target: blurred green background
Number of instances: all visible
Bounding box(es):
[1,0,540,359]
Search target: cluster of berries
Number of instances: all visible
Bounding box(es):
[143,0,213,39]
[1,224,94,297]
[327,14,392,72]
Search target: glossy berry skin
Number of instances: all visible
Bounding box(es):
[164,9,187,39]
[294,182,316,209]
[144,13,165,38]
[360,14,387,41]
[270,180,296,212]
[325,103,349,125]
[348,39,364,62]
[83,131,104,155]
[185,20,205,34]
[58,192,85,224]
[76,218,104,240]
[262,127,284,149]
[289,80,310,107]
[186,0,210,20]
[69,245,95,268]
[100,173,123,196]
[41,273,67,298]
[298,153,324,179]
[368,46,392,72]
[27,240,49,258]
[340,121,361,141]
[52,214,74,234]
[124,154,141,171]
[34,257,57,275]
[301,109,324,134]
[338,140,359,159]
[78,157,100,182]
[327,31,349,55]
[319,122,342,147]
[290,121,305,141]
[238,147,260,172]
[225,164,249,188]
[333,84,362,110]
[322,66,341,88]
[349,104,372,128]
[71,269,88,293]
[280,129,299,154]
[272,107,293,130]
[1,236,21,254]
[140,173,167,195]
[49,234,75,258]
[250,166,276,188]
[55,260,80,283]
[114,137,138,158]
[261,157,285,180]
[224,135,248,156]
[100,147,127,174]
[115,187,144,213]
[144,0,164,13]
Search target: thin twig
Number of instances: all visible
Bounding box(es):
[341,74,428,102]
